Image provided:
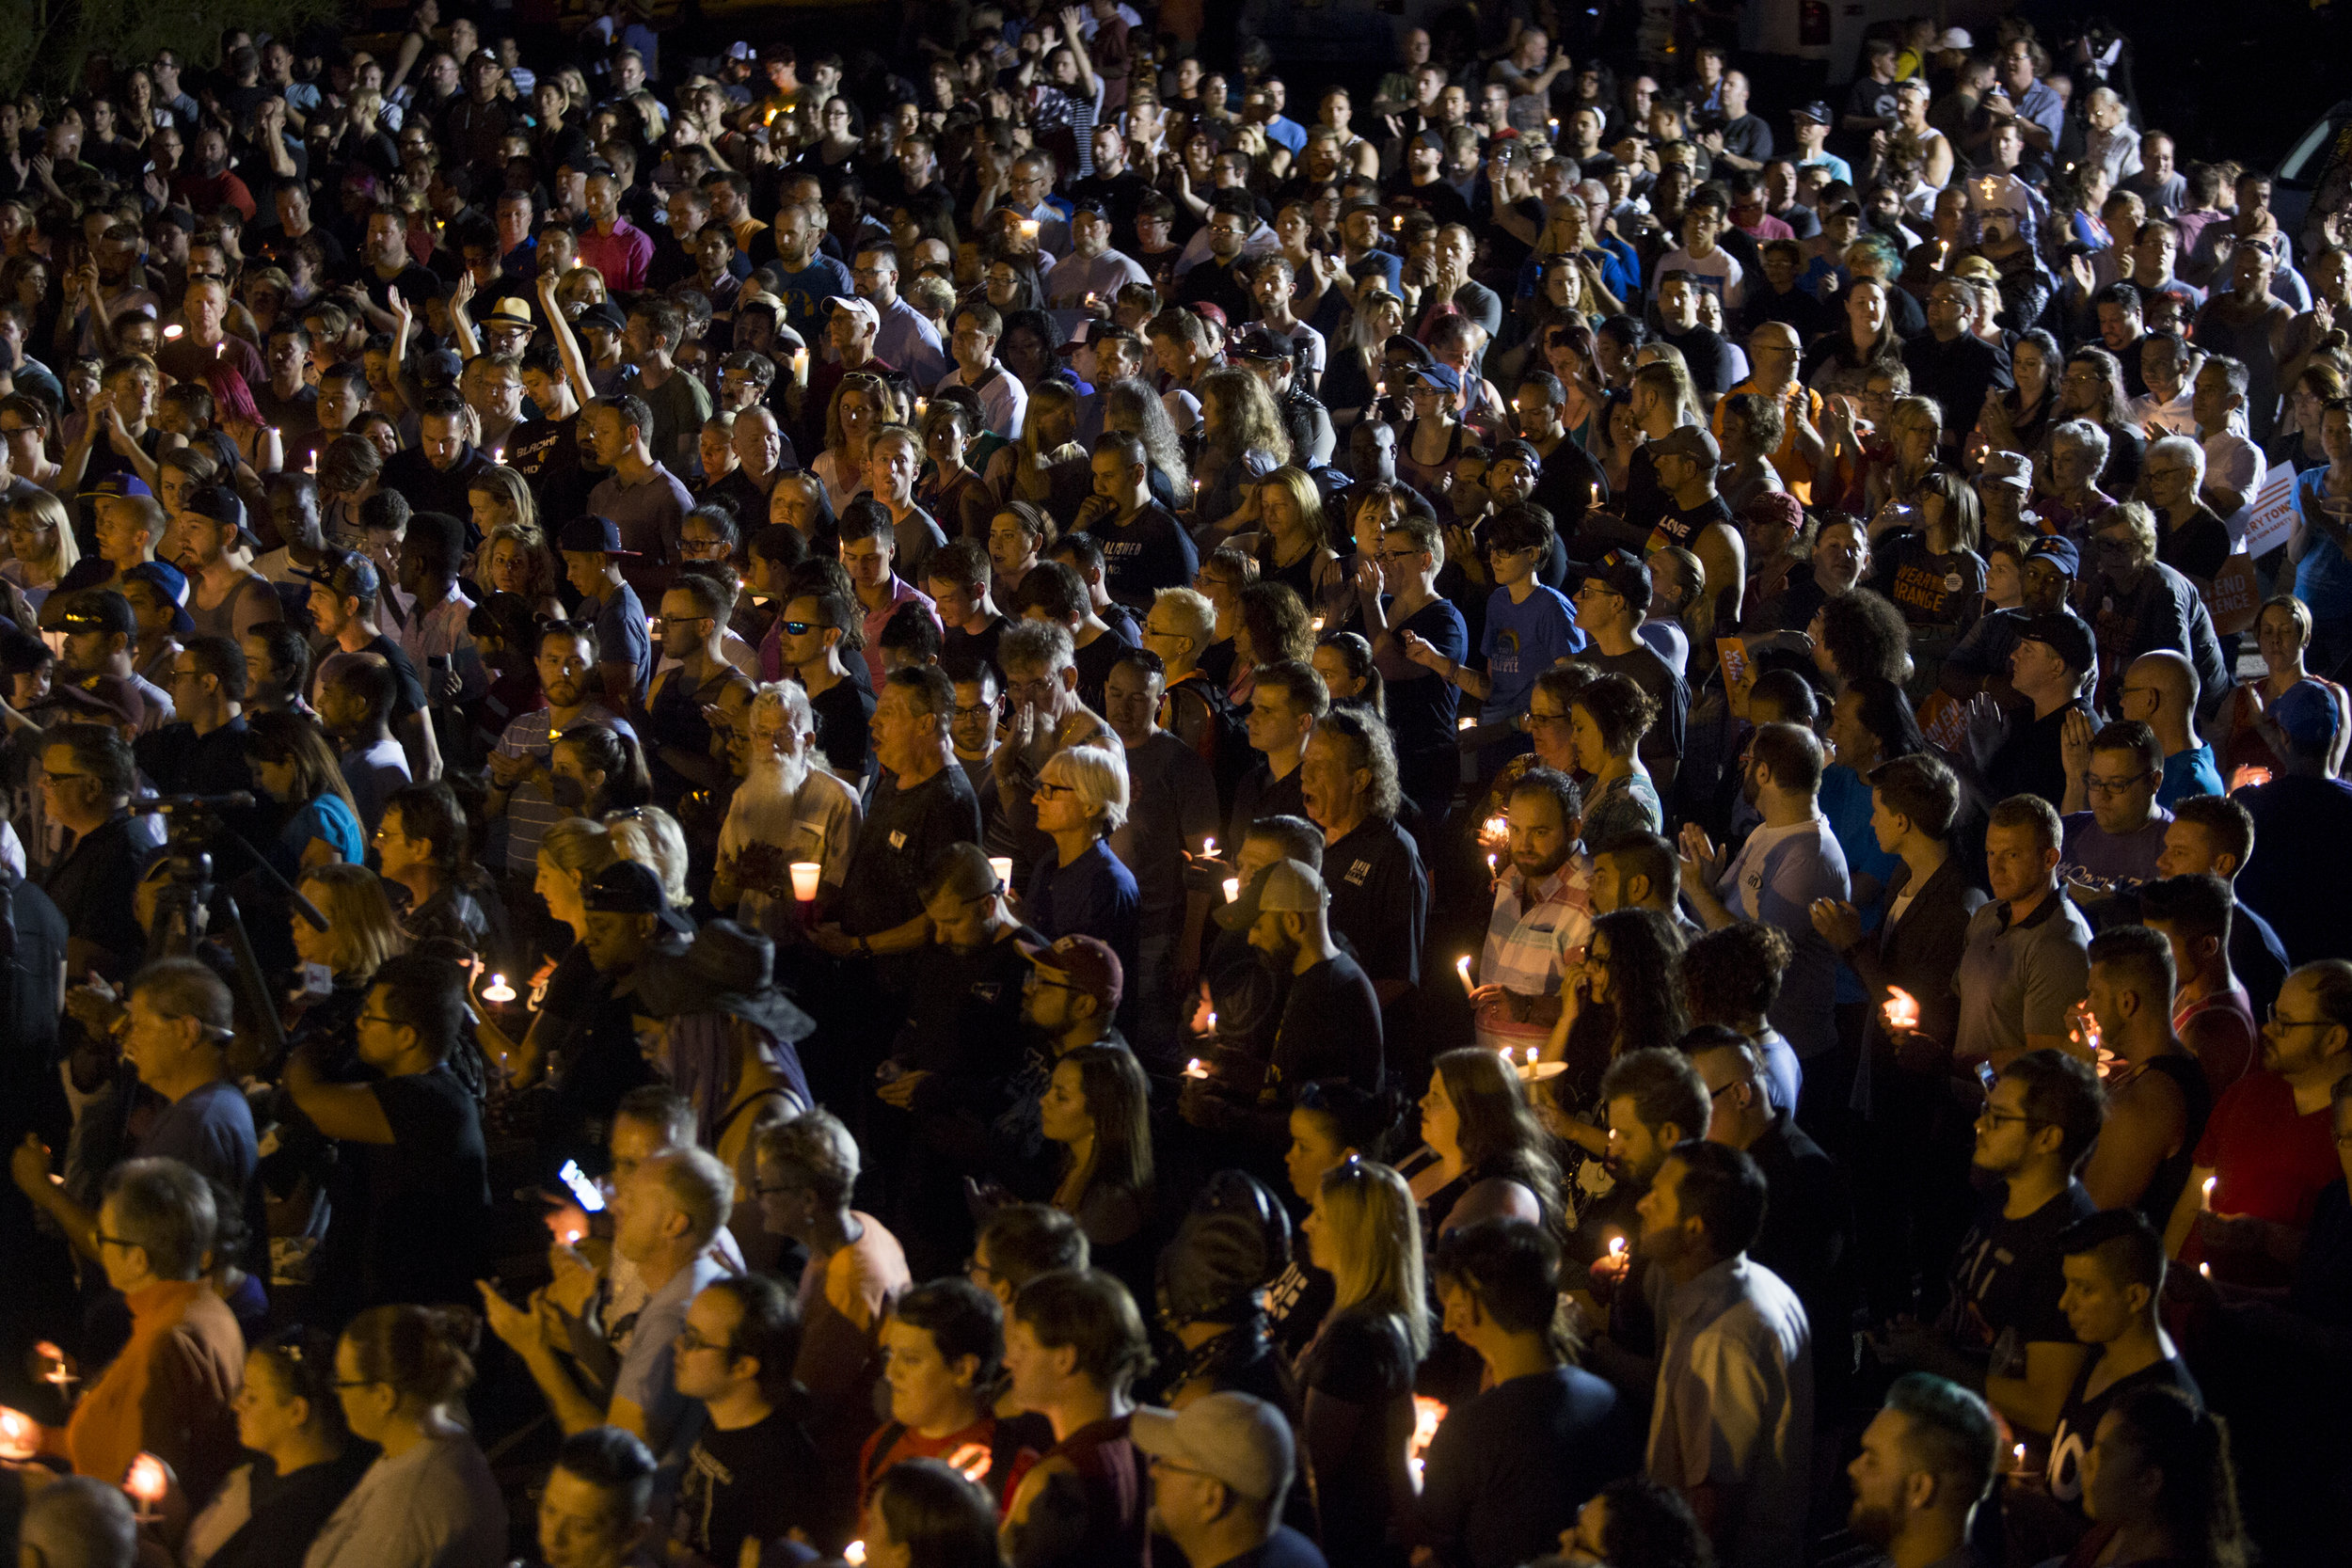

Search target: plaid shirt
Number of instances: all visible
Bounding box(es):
[1473,859,1593,1053]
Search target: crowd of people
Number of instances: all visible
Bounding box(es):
[2,4,2351,1568]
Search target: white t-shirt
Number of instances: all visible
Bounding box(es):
[302,1435,507,1568]
[1657,245,1747,310]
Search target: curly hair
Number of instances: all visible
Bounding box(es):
[1572,671,1659,759]
[1817,587,1914,686]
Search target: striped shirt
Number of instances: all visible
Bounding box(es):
[490,703,637,875]
[1472,860,1593,1055]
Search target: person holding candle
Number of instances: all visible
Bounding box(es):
[1807,752,1988,1321]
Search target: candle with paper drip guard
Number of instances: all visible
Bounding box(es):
[1184,1057,1211,1079]
[35,1341,75,1398]
[481,973,516,1005]
[789,862,822,902]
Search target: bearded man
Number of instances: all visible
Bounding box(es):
[711,681,863,936]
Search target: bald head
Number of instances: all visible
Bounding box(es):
[2126,650,2198,721]
[19,1477,137,1568]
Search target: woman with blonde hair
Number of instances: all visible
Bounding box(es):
[1238,465,1344,617]
[1197,366,1295,535]
[982,380,1083,509]
[604,804,691,910]
[1323,287,1406,427]
[474,522,563,623]
[813,371,888,514]
[3,489,78,609]
[485,817,621,1087]
[293,862,408,988]
[1296,1158,1426,1568]
[1025,744,1138,981]
[1101,377,1191,502]
[465,465,538,543]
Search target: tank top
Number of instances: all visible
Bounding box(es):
[2126,1053,2216,1229]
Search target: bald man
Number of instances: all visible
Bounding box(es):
[18,1475,137,1568]
[2121,651,2225,806]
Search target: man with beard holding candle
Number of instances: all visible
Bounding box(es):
[712,681,861,939]
[487,619,638,889]
[1469,766,1590,1058]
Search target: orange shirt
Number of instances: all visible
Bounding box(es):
[61,1280,244,1504]
[1712,378,1825,504]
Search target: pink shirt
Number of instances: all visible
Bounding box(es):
[578,218,654,292]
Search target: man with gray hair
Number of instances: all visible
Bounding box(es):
[1133,1392,1325,1568]
[50,1157,246,1499]
[2138,435,2232,598]
[16,1475,138,1568]
[714,680,863,935]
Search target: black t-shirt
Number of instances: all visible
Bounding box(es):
[200,1449,373,1568]
[1415,1365,1640,1568]
[1322,817,1427,989]
[1871,534,1988,629]
[943,614,1007,673]
[1265,953,1385,1102]
[1989,699,2090,813]
[2157,507,2233,586]
[805,676,876,780]
[319,1064,488,1318]
[1299,1309,1417,1568]
[37,813,149,973]
[1073,624,1136,717]
[2046,1352,2201,1513]
[506,411,595,527]
[1945,1178,2098,1356]
[838,764,983,936]
[1656,325,1740,398]
[1088,502,1200,610]
[1383,597,1469,759]
[1225,762,1305,857]
[898,925,1043,1106]
[673,1408,830,1563]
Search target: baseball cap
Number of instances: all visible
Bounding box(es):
[1979,451,2035,492]
[58,591,136,640]
[1581,548,1653,606]
[2271,679,2341,756]
[183,483,260,550]
[582,860,667,914]
[1406,362,1463,396]
[1894,76,1931,97]
[38,675,142,729]
[1130,1393,1295,1503]
[85,473,153,501]
[2018,610,2096,672]
[1648,424,1721,470]
[120,562,194,634]
[557,515,641,557]
[1230,325,1295,363]
[1188,302,1230,332]
[1213,859,1327,933]
[826,294,880,333]
[294,550,382,602]
[728,40,755,60]
[1017,933,1122,1011]
[1059,318,1122,356]
[578,301,628,336]
[2024,535,2081,578]
[1791,102,1833,125]
[419,347,465,387]
[1340,197,1388,220]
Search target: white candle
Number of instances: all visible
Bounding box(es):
[1222,878,1240,903]
[789,862,822,901]
[1201,837,1216,858]
[1184,1057,1210,1079]
[1609,1236,1627,1258]
[1455,955,1473,990]
[482,973,516,1004]
[989,856,1014,886]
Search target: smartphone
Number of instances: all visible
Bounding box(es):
[557,1159,606,1212]
[1975,1061,1999,1094]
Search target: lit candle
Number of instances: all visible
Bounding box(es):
[125,1452,168,1516]
[304,451,317,476]
[1455,955,1473,990]
[915,398,929,420]
[1222,878,1240,903]
[844,1543,868,1567]
[1525,1047,1538,1067]
[0,1407,36,1461]
[1201,837,1216,859]
[1457,714,1476,731]
[789,861,822,901]
[789,347,808,385]
[483,973,516,1005]
[947,1442,993,1482]
[2200,1261,2211,1278]
[164,324,183,341]
[1311,613,1326,632]
[1085,292,1098,307]
[35,1342,73,1395]
[989,856,1014,886]
[558,1221,584,1246]
[215,341,224,359]
[1609,1236,1628,1258]
[1184,1057,1211,1079]
[2012,1443,2027,1471]
[2202,1175,2217,1211]
[1019,219,1039,239]
[490,447,504,465]
[1391,215,1403,231]
[1882,986,1920,1033]
[1206,1010,1217,1033]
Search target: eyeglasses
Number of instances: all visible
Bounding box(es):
[94,1231,141,1251]
[357,1011,401,1029]
[675,1325,735,1355]
[40,770,93,785]
[778,620,819,636]
[1035,781,1075,798]
[2085,773,2152,796]
[1976,1108,2044,1129]
[2268,1006,2336,1030]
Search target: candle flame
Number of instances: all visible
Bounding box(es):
[126,1452,167,1505]
[0,1406,36,1460]
[1455,955,1473,990]
[1609,1235,1627,1257]
[844,1543,867,1567]
[1184,1057,1210,1079]
[948,1442,993,1481]
[483,973,516,1004]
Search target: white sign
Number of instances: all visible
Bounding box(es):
[2239,461,2299,558]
